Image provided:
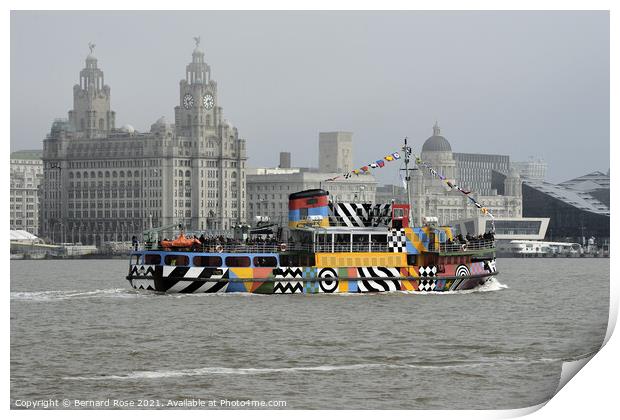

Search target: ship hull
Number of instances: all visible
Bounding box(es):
[127,271,495,294]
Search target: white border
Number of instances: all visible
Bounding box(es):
[5,1,617,419]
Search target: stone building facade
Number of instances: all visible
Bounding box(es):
[246,166,376,227]
[409,123,522,226]
[10,150,43,235]
[41,41,247,245]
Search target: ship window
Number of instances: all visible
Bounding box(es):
[371,234,387,243]
[253,256,277,267]
[225,256,251,267]
[132,254,142,265]
[280,254,299,266]
[164,255,189,266]
[144,254,161,265]
[193,255,222,267]
[407,254,416,266]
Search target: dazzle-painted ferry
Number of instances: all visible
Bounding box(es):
[127,141,498,294]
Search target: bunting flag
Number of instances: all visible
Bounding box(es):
[325,150,401,183]
[322,141,494,230]
[410,149,496,223]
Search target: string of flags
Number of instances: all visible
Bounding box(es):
[324,151,402,181]
[412,153,496,221]
[323,142,495,229]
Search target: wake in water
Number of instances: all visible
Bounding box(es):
[399,276,508,295]
[10,288,140,302]
[16,278,507,302]
[64,355,561,382]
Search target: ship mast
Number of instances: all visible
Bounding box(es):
[402,137,413,227]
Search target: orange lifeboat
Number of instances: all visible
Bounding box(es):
[160,233,201,249]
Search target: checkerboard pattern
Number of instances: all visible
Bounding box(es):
[418,266,437,277]
[418,278,437,291]
[388,229,407,253]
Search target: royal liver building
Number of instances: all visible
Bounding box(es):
[41,40,247,245]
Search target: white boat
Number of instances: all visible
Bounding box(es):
[497,240,582,257]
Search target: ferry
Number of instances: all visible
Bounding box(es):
[126,143,498,294]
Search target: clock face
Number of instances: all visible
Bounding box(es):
[183,93,194,109]
[203,94,214,110]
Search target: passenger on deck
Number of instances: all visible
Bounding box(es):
[132,235,138,251]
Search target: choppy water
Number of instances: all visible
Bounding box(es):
[10,258,609,409]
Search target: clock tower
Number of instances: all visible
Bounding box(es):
[175,37,219,137]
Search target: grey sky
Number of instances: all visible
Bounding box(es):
[11,11,609,184]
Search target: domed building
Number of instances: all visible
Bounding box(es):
[408,122,522,226]
[418,122,457,189]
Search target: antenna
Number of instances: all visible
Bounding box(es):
[402,137,413,227]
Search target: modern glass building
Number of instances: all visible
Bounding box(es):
[520,180,609,244]
[492,169,609,244]
[450,216,549,241]
[453,152,510,195]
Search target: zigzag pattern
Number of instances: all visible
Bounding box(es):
[273,267,304,278]
[129,265,157,277]
[273,281,304,294]
[130,279,155,290]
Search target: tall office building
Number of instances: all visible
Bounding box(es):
[453,152,510,195]
[512,158,547,181]
[41,41,247,245]
[10,150,43,235]
[318,131,353,173]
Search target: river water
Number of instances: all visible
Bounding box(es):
[10,258,609,409]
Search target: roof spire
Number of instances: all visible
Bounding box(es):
[433,120,441,136]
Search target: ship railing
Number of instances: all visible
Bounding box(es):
[137,241,392,254]
[313,242,390,253]
[437,239,496,254]
[140,242,315,253]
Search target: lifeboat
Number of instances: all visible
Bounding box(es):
[161,233,201,249]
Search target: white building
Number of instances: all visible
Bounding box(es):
[41,40,247,245]
[10,150,43,235]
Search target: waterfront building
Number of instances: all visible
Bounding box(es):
[558,171,610,207]
[409,123,522,226]
[453,152,510,195]
[41,41,247,245]
[493,170,609,244]
[512,158,547,181]
[247,139,377,227]
[10,150,43,235]
[375,184,407,205]
[449,216,550,241]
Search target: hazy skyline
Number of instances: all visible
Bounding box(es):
[11,11,609,184]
